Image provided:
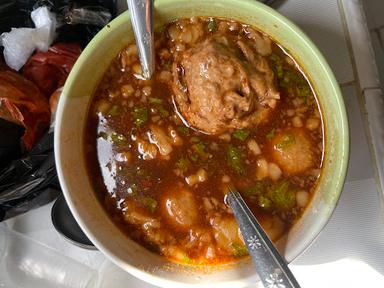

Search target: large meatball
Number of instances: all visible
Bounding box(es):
[172,37,279,134]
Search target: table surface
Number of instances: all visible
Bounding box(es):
[4,0,384,287]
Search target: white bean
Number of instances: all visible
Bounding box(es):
[222,175,231,183]
[296,190,310,207]
[185,168,207,186]
[121,84,134,98]
[306,118,320,131]
[196,168,207,182]
[247,139,261,156]
[292,116,303,128]
[142,86,152,96]
[219,133,231,141]
[268,162,282,181]
[256,158,269,180]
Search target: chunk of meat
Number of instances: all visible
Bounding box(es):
[211,215,244,252]
[269,128,315,175]
[147,124,173,156]
[122,200,160,229]
[172,37,279,134]
[161,184,199,230]
[137,137,158,160]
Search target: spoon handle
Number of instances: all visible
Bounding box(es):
[226,189,301,288]
[127,0,155,79]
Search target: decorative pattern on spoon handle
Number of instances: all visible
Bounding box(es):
[226,189,301,288]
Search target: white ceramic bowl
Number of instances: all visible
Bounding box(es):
[55,0,349,287]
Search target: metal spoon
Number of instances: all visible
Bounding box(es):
[127,0,155,79]
[226,187,301,288]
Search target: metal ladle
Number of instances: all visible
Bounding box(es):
[127,0,155,79]
[226,187,301,288]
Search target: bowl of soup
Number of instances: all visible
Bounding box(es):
[55,0,349,287]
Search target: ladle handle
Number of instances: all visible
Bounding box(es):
[226,189,301,288]
[127,0,155,79]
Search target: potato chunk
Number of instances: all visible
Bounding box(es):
[269,128,314,175]
[161,185,199,230]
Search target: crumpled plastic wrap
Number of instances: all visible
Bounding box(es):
[1,6,57,71]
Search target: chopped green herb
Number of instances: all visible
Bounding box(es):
[191,142,210,160]
[163,60,172,70]
[276,133,295,150]
[141,197,158,213]
[207,18,218,32]
[136,167,150,177]
[266,129,276,140]
[175,157,191,172]
[110,132,127,146]
[285,70,303,83]
[258,195,272,209]
[269,54,284,79]
[269,181,296,211]
[98,131,108,140]
[107,105,119,116]
[227,145,246,175]
[190,154,198,162]
[296,85,312,102]
[154,25,166,33]
[157,105,170,118]
[131,107,148,126]
[243,181,265,197]
[149,97,163,104]
[182,255,193,264]
[190,136,200,143]
[233,129,250,141]
[127,183,138,194]
[177,126,190,135]
[231,243,248,257]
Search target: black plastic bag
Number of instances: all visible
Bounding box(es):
[0,131,61,221]
[0,1,34,34]
[0,0,117,220]
[0,0,117,46]
[0,119,24,170]
[53,0,117,47]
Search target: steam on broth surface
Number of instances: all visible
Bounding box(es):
[85,17,323,265]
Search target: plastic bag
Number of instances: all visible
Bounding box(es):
[53,0,117,47]
[0,119,24,170]
[0,0,117,221]
[0,1,34,34]
[0,131,61,221]
[0,67,51,150]
[1,6,57,70]
[23,43,81,97]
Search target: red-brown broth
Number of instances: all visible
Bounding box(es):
[85,17,323,265]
